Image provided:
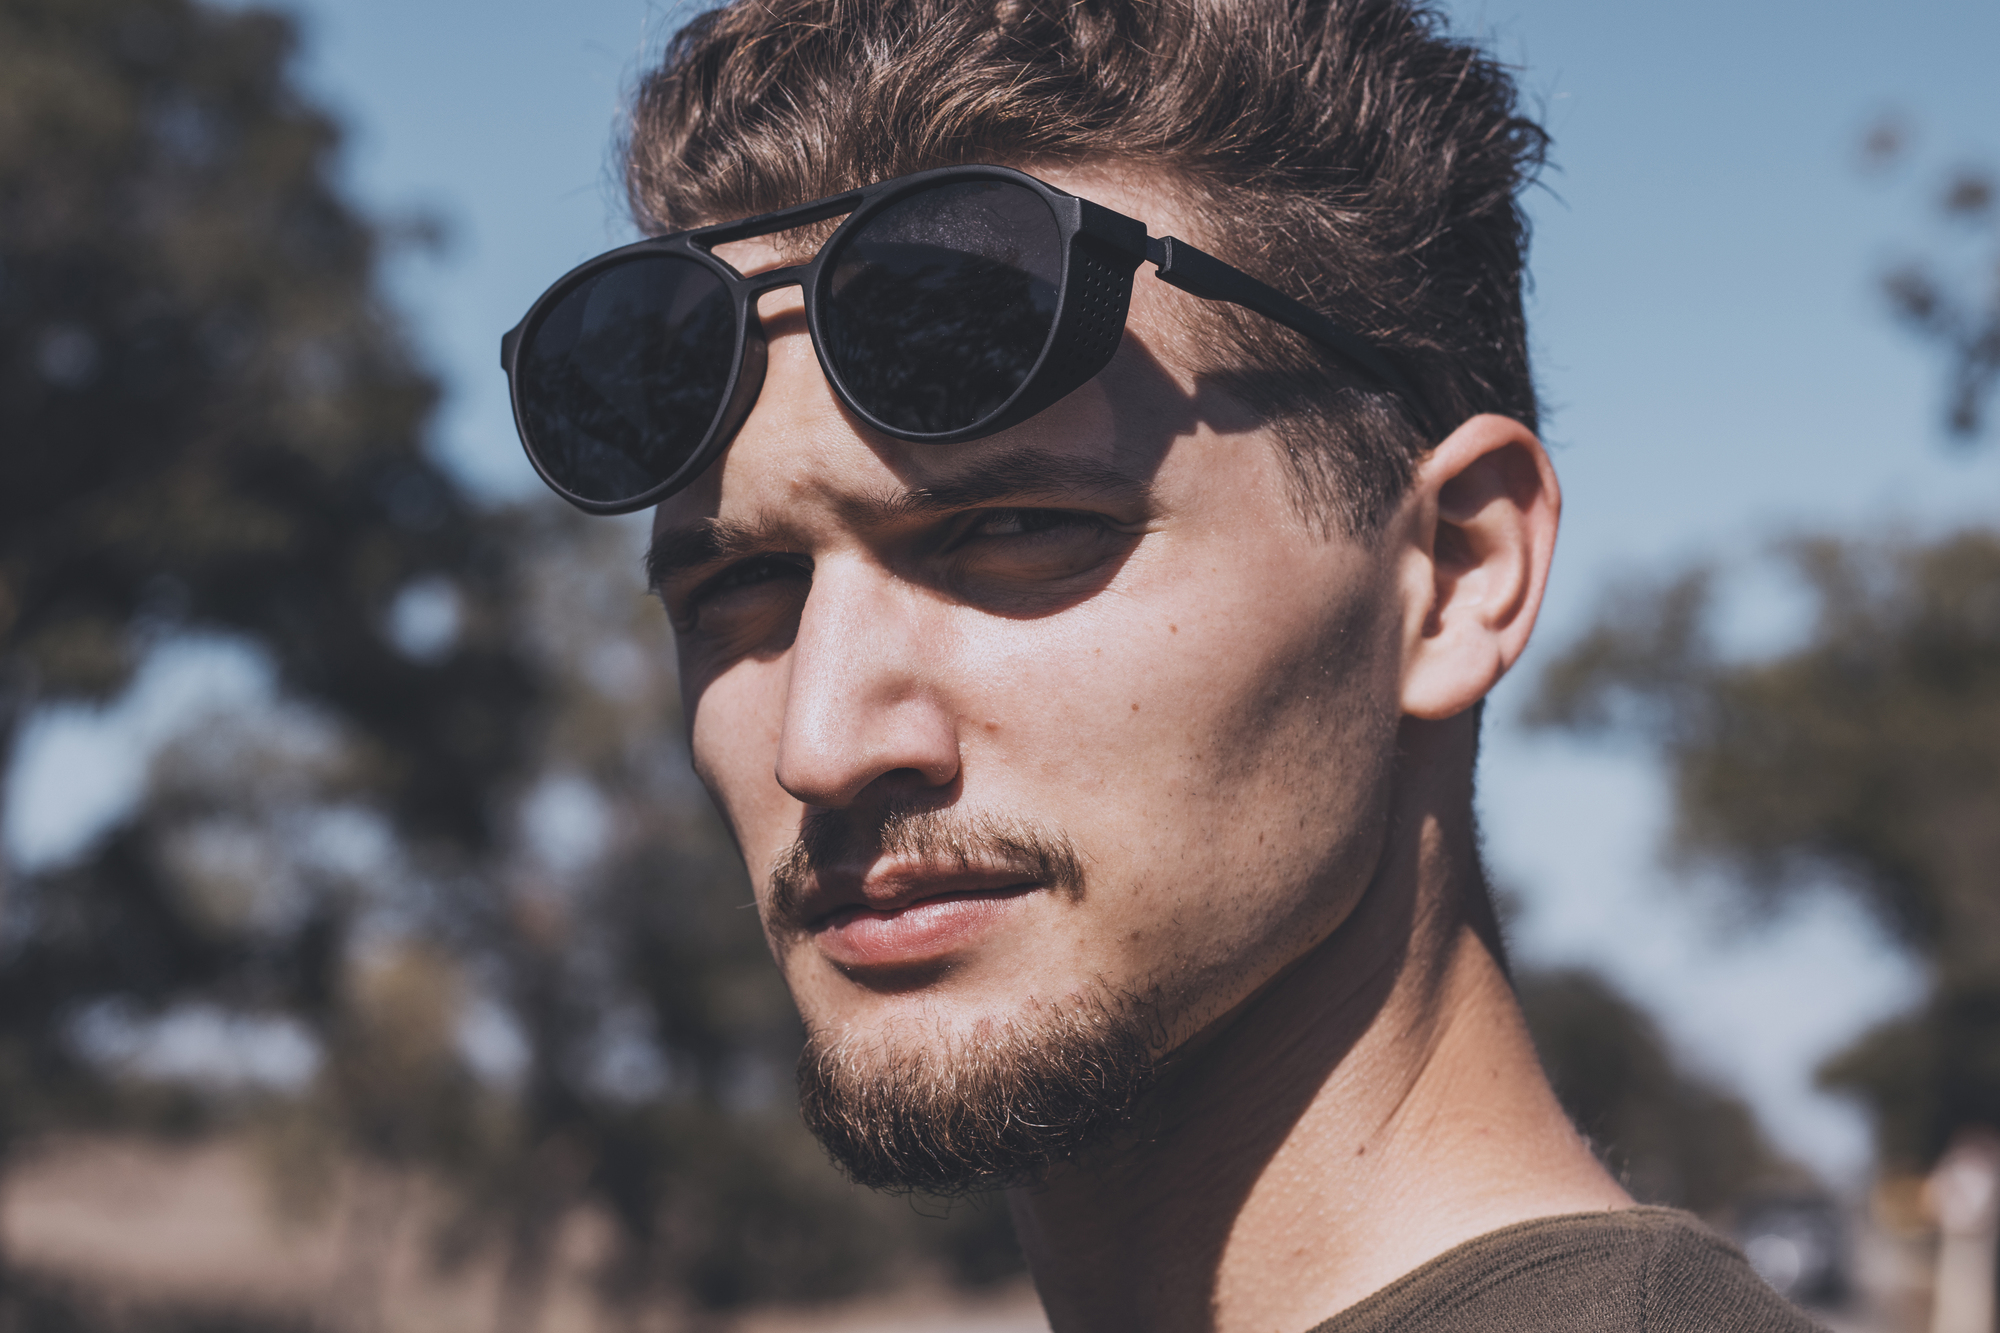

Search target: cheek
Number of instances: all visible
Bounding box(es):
[948,605,1169,800]
[952,554,1402,1012]
[960,551,1396,818]
[684,654,791,858]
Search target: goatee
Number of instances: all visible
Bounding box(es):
[797,991,1158,1195]
[773,802,1154,1194]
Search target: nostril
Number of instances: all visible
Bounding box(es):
[773,700,962,810]
[877,763,960,797]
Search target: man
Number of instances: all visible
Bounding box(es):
[503,0,1820,1327]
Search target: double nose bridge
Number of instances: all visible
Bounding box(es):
[738,262,814,299]
[738,262,820,340]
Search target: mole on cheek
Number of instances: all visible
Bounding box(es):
[1131,702,1140,712]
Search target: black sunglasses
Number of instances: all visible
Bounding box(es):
[502,163,1429,515]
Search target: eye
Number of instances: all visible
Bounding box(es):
[676,554,811,630]
[956,508,1112,542]
[941,508,1139,605]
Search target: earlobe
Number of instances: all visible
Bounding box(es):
[1396,414,1560,720]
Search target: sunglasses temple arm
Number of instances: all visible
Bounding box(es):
[1144,236,1435,435]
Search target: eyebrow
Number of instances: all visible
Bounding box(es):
[644,516,784,591]
[865,447,1150,519]
[643,447,1151,590]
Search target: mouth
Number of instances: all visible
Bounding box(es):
[806,874,1045,971]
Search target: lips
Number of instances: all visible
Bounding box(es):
[803,870,1043,970]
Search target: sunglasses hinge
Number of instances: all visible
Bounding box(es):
[1072,198,1150,265]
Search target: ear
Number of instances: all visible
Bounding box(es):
[1394,413,1561,720]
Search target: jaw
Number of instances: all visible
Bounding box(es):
[768,802,1400,1080]
[672,261,1424,1106]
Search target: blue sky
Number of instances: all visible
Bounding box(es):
[13,0,2000,1182]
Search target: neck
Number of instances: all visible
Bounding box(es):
[1008,715,1631,1333]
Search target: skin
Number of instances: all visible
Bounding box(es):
[651,163,1629,1333]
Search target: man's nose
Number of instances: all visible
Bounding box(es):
[773,560,960,809]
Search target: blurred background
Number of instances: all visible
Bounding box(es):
[1,0,1996,1329]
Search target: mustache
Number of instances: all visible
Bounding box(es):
[767,803,1086,931]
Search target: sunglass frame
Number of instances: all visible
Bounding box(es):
[502,163,1429,516]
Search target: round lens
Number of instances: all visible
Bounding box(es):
[821,180,1063,436]
[516,254,735,505]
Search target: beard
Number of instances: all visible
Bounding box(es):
[773,803,1158,1195]
[797,989,1158,1195]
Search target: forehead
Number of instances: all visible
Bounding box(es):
[655,162,1262,539]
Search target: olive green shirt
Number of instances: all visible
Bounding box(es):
[1307,1208,1825,1332]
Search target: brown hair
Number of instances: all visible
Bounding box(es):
[625,0,1548,534]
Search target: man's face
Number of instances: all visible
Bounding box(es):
[653,166,1411,1159]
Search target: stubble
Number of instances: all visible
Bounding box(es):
[771,804,1158,1195]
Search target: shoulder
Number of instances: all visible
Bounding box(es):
[1307,1207,1828,1333]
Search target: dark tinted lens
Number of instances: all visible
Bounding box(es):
[823,181,1062,435]
[517,254,735,505]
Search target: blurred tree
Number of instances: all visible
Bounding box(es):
[1869,140,1998,441]
[0,0,541,1305]
[1526,532,2000,1172]
[1518,966,1789,1214]
[1525,142,2000,1179]
[0,0,541,849]
[0,0,1044,1321]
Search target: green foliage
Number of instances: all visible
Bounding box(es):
[0,0,541,851]
[0,0,1020,1319]
[1527,532,2000,1170]
[1518,967,1786,1214]
[1868,142,1999,441]
[1817,988,2000,1175]
[0,0,542,1202]
[1529,532,2000,965]
[1530,133,2000,1175]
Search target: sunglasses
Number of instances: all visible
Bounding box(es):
[502,164,1428,515]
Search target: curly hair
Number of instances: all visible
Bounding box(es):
[625,0,1548,534]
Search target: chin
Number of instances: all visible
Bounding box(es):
[793,976,1163,1195]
